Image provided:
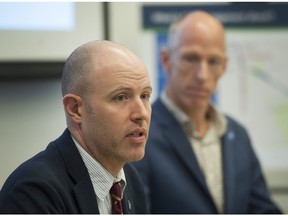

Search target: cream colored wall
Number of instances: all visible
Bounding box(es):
[0,79,66,187]
[0,2,287,213]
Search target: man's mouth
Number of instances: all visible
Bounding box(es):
[126,128,146,142]
[129,132,144,137]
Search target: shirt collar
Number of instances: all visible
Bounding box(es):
[160,91,189,125]
[72,137,126,201]
[160,90,227,137]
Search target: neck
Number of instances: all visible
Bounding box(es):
[187,107,210,138]
[69,126,123,178]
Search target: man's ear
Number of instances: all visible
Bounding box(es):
[160,47,171,74]
[63,94,83,123]
[221,55,228,76]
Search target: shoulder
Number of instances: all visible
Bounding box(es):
[0,140,69,213]
[0,130,76,199]
[222,115,255,157]
[124,163,146,193]
[224,115,250,138]
[151,98,169,117]
[225,115,244,128]
[124,163,141,183]
[123,163,148,213]
[150,98,179,129]
[1,140,66,191]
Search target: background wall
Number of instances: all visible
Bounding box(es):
[0,2,287,212]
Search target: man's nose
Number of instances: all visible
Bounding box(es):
[130,98,151,123]
[195,60,209,83]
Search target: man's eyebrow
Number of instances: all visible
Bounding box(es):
[109,86,133,95]
[109,85,152,95]
[143,86,153,92]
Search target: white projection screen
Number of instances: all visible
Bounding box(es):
[0,2,103,78]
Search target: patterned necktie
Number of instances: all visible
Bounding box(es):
[110,182,123,214]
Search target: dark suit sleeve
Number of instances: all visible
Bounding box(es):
[226,117,282,214]
[247,142,282,213]
[0,178,66,213]
[0,134,77,213]
[0,130,100,214]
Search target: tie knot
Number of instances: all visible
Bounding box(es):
[110,182,123,214]
[110,182,122,200]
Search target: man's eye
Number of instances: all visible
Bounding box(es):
[209,58,222,66]
[141,93,151,101]
[183,55,199,63]
[115,95,127,102]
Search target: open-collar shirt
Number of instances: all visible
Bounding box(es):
[160,91,227,213]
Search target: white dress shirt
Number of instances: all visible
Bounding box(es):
[72,137,126,214]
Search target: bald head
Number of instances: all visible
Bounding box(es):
[61,40,144,97]
[167,11,226,51]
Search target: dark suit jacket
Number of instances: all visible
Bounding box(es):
[133,98,281,214]
[0,129,148,214]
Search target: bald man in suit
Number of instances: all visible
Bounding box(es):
[0,40,152,213]
[133,11,281,214]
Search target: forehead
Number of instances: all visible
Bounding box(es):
[174,19,226,54]
[90,60,151,93]
[83,44,152,93]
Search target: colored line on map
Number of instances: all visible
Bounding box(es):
[252,66,288,97]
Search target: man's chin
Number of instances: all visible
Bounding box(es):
[128,151,145,163]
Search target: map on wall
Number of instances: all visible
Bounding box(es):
[218,31,288,171]
[155,31,288,172]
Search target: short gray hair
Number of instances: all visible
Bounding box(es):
[61,43,92,97]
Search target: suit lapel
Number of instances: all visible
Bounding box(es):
[55,129,99,213]
[153,100,210,195]
[222,123,237,213]
[122,192,133,214]
[73,176,100,213]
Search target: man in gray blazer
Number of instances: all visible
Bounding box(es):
[133,11,281,214]
[0,40,152,213]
